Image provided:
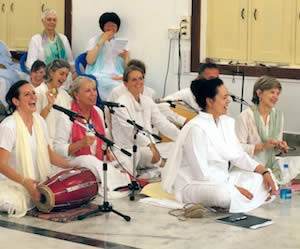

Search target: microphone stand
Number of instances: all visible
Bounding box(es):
[65,116,131,222]
[107,106,161,201]
[231,68,245,112]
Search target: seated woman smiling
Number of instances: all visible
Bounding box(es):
[162,78,276,213]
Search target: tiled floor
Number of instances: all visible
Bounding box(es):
[0,191,300,249]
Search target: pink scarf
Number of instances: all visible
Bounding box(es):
[71,101,105,160]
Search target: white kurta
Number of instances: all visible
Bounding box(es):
[163,88,200,113]
[35,82,72,146]
[111,90,180,172]
[162,112,272,213]
[0,114,49,181]
[26,34,74,69]
[53,106,130,191]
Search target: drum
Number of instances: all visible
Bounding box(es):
[35,167,99,213]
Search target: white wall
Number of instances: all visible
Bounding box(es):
[72,0,197,97]
[72,0,300,134]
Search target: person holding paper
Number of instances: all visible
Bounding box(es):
[162,78,277,213]
[86,12,129,100]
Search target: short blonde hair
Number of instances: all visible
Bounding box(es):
[69,76,96,100]
[41,8,57,21]
[252,76,282,104]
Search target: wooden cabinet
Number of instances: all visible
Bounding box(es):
[295,0,300,64]
[8,0,40,50]
[206,0,248,62]
[249,0,294,64]
[0,0,8,43]
[0,0,65,50]
[206,0,297,65]
[40,0,65,34]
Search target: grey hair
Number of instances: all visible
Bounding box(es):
[69,76,96,100]
[41,8,57,21]
[123,65,144,82]
[252,76,282,104]
[44,59,70,82]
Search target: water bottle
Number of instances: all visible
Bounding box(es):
[280,164,292,215]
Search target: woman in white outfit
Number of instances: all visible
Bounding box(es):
[35,59,72,146]
[53,76,130,192]
[111,65,180,176]
[235,76,289,180]
[0,80,72,217]
[162,78,276,213]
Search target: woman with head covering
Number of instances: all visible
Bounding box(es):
[26,8,75,76]
[53,76,130,193]
[236,76,289,179]
[35,59,72,145]
[86,12,129,100]
[30,60,46,88]
[0,80,72,217]
[162,78,276,213]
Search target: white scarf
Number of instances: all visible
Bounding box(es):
[162,112,240,193]
[0,111,51,217]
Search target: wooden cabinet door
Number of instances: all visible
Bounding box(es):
[44,0,65,34]
[295,0,300,64]
[0,0,8,44]
[249,0,294,64]
[206,0,248,62]
[7,0,40,50]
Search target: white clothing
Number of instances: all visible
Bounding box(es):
[111,89,179,173]
[53,106,130,191]
[35,82,72,146]
[26,34,74,69]
[163,88,200,113]
[162,112,272,213]
[157,103,187,127]
[86,35,128,77]
[0,114,49,181]
[112,89,179,148]
[108,83,155,102]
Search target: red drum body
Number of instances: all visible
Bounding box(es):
[36,167,99,213]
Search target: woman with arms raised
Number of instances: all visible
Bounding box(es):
[0,80,72,217]
[162,78,276,213]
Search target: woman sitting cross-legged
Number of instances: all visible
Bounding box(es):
[162,78,277,213]
[53,76,131,194]
[0,80,73,217]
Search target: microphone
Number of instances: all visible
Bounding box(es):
[53,104,85,119]
[100,100,125,108]
[155,99,182,108]
[229,94,250,107]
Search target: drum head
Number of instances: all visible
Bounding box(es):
[35,185,55,213]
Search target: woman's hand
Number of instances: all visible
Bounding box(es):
[119,50,129,61]
[276,140,289,154]
[100,31,114,42]
[80,136,96,148]
[106,149,115,162]
[148,143,160,164]
[23,178,40,201]
[262,171,276,195]
[46,89,57,106]
[235,186,253,200]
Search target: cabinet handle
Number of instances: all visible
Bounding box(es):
[241,8,245,19]
[253,9,257,20]
[1,3,5,13]
[41,3,45,12]
[10,2,14,12]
